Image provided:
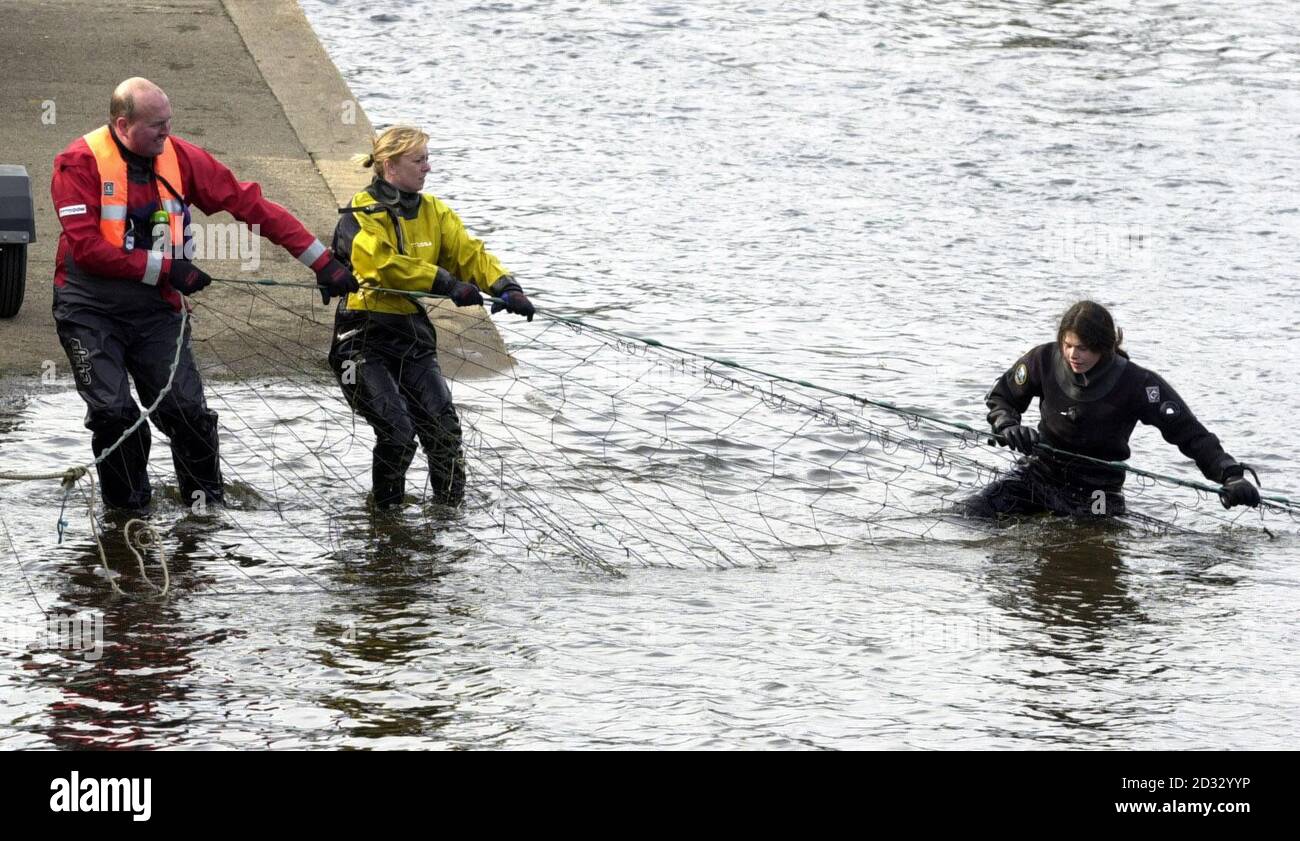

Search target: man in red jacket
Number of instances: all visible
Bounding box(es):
[51,77,358,513]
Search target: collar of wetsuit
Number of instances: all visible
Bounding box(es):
[108,125,156,184]
[369,177,421,218]
[1070,353,1115,388]
[1051,343,1127,402]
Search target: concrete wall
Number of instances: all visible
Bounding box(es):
[0,0,508,381]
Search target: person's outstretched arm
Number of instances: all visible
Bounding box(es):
[1138,373,1259,507]
[432,197,534,320]
[174,137,356,302]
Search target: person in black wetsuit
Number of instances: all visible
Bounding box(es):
[963,300,1261,518]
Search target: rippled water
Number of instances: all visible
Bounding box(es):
[2,0,1299,748]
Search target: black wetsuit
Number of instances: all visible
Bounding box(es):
[327,306,465,508]
[964,342,1240,518]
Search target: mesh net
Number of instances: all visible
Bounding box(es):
[3,283,1296,599]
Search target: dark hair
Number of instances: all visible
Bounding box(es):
[1057,300,1127,360]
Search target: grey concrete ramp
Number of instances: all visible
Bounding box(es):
[0,0,512,382]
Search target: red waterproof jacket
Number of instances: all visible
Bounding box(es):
[51,128,329,313]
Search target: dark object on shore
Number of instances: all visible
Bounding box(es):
[0,164,35,318]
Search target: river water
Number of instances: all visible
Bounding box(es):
[1,0,1298,748]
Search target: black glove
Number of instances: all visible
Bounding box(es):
[1001,425,1040,455]
[491,290,535,322]
[314,256,360,305]
[168,260,212,296]
[450,280,484,307]
[431,267,484,307]
[1219,469,1261,509]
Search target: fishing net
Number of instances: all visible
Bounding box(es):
[3,282,1297,599]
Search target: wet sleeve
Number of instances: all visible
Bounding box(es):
[174,138,330,271]
[431,197,511,292]
[1138,372,1238,482]
[985,345,1044,432]
[51,149,156,282]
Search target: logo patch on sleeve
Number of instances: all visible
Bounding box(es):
[58,204,87,217]
[1146,385,1160,403]
[1159,400,1180,418]
[103,182,115,196]
[1013,363,1028,386]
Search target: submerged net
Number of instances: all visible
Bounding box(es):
[3,281,1297,598]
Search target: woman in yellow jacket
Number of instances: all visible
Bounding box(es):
[328,126,535,508]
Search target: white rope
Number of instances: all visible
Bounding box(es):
[0,303,190,483]
[0,303,188,597]
[124,519,169,597]
[84,472,170,599]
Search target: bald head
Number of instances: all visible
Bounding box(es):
[110,78,173,157]
[110,77,167,122]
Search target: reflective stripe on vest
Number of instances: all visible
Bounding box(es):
[82,125,186,253]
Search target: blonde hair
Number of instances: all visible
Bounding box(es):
[352,126,429,174]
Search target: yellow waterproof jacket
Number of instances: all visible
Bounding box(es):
[332,180,511,315]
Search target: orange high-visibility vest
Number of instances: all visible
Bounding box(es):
[82,125,185,254]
